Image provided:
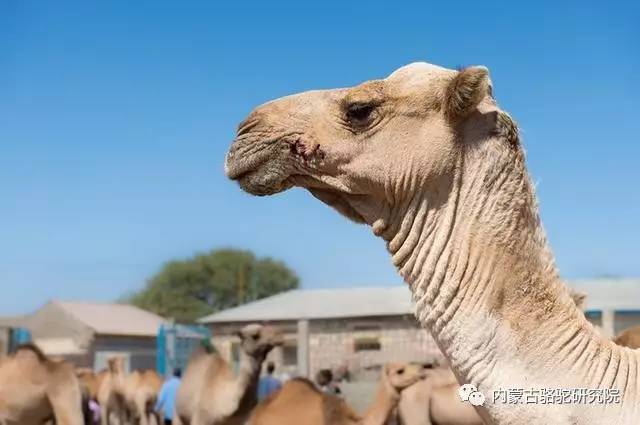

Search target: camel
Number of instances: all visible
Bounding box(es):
[398,290,587,425]
[0,344,84,425]
[123,369,163,425]
[398,367,482,425]
[97,357,128,425]
[249,363,426,425]
[173,324,284,425]
[77,368,108,402]
[224,62,640,424]
[614,325,640,349]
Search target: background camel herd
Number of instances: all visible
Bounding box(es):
[1,309,639,425]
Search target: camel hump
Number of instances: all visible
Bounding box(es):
[287,377,320,392]
[15,343,48,362]
[322,393,359,423]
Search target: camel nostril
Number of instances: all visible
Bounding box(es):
[237,114,261,136]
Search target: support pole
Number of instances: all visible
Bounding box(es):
[297,319,310,378]
[602,309,615,338]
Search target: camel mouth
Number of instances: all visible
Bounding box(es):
[225,139,294,196]
[236,168,294,196]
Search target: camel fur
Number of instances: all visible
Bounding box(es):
[225,61,640,424]
[0,344,84,425]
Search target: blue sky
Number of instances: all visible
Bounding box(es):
[1,1,638,315]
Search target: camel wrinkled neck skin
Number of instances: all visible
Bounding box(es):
[370,129,640,423]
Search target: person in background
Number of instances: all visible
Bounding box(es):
[315,368,342,396]
[257,361,282,401]
[155,368,182,425]
[88,398,100,425]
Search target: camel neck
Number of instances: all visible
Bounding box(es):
[361,378,398,425]
[233,351,263,415]
[377,134,639,422]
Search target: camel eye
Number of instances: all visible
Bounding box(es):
[252,333,260,341]
[396,368,405,375]
[345,103,375,125]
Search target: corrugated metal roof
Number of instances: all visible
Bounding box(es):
[198,286,415,323]
[571,278,640,312]
[53,301,166,337]
[198,279,640,324]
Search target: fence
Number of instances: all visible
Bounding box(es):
[156,323,211,377]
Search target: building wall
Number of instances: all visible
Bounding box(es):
[28,302,94,349]
[92,335,157,372]
[584,311,640,336]
[613,312,640,335]
[208,315,441,380]
[308,316,440,379]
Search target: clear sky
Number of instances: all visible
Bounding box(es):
[1,1,638,315]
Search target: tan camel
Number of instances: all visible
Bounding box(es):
[249,363,426,425]
[124,369,163,425]
[0,344,84,425]
[173,324,284,425]
[225,62,640,424]
[77,368,107,402]
[250,378,357,425]
[614,325,640,349]
[97,357,128,425]
[398,367,482,425]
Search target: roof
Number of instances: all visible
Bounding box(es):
[570,278,640,312]
[198,286,415,323]
[0,315,28,328]
[34,337,87,356]
[198,278,640,324]
[53,300,166,337]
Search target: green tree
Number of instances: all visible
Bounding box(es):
[127,248,299,322]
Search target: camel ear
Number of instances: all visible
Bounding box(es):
[444,66,491,122]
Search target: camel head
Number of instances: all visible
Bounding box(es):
[107,356,125,374]
[383,362,427,395]
[235,323,284,359]
[569,288,587,311]
[225,62,502,231]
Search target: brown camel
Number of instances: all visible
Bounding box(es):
[249,362,426,425]
[0,344,84,425]
[614,325,640,349]
[124,369,163,425]
[225,62,640,423]
[97,357,128,425]
[174,324,284,425]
